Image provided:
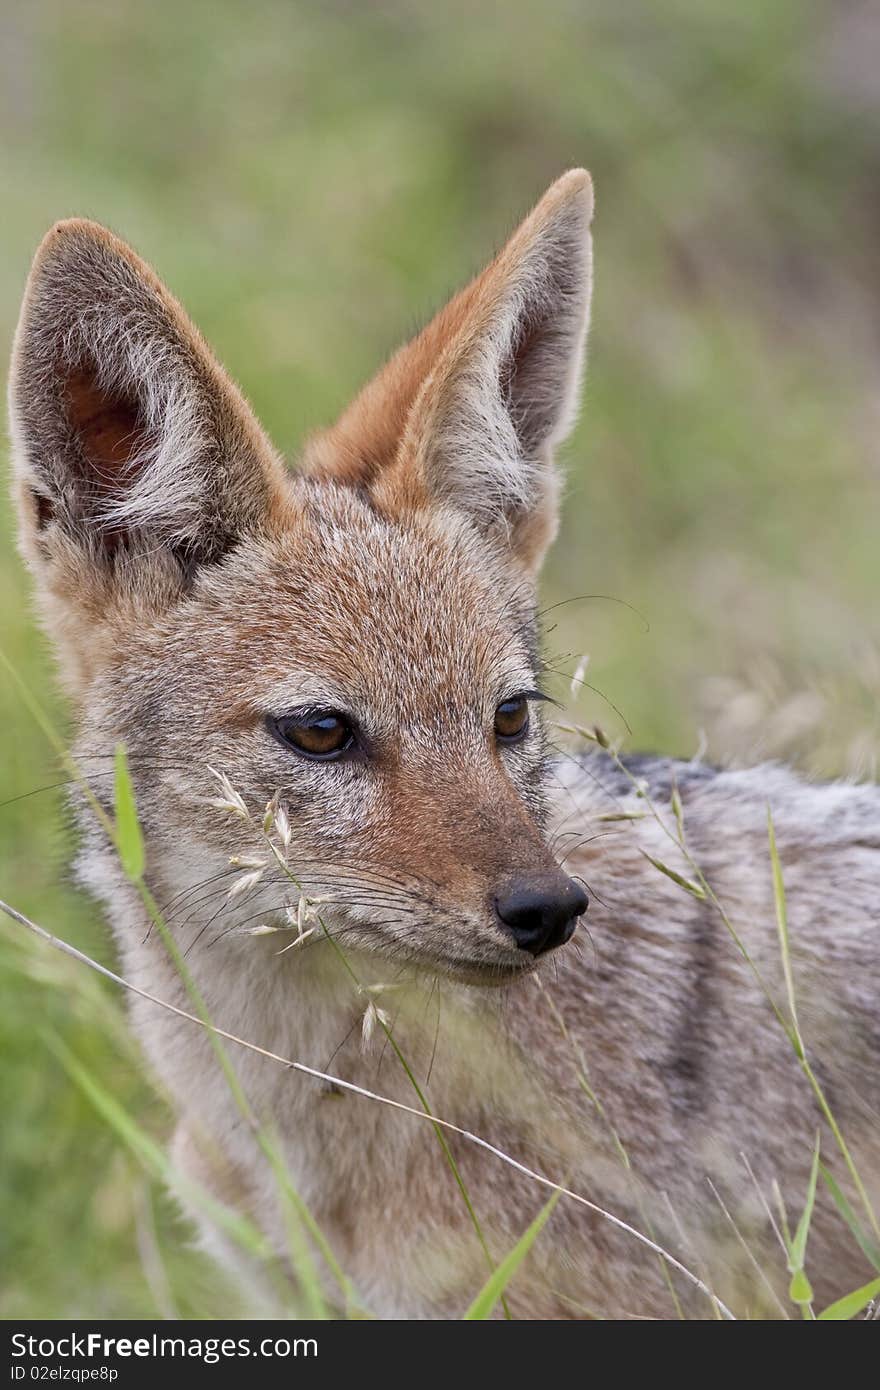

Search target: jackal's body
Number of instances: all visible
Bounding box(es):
[76,738,880,1318]
[9,173,879,1317]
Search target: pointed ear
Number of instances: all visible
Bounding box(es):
[8,219,291,685]
[303,169,593,572]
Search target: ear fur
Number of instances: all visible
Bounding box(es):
[302,170,593,571]
[8,219,292,681]
[8,183,591,690]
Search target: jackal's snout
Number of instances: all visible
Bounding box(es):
[494,872,588,957]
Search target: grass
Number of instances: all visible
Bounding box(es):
[1,0,879,1318]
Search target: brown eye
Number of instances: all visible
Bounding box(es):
[269,711,355,761]
[494,696,530,744]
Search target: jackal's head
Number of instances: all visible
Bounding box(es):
[9,172,593,983]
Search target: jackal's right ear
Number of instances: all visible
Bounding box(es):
[9,220,291,673]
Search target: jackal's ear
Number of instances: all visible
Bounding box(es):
[9,220,290,639]
[303,170,593,572]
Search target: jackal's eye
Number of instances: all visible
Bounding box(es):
[494,696,530,744]
[268,711,355,761]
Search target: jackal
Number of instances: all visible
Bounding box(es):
[9,172,879,1318]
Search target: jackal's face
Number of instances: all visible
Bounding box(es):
[9,173,593,982]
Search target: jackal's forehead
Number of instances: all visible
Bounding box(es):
[144,489,539,728]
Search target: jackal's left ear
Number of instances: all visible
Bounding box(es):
[304,170,593,572]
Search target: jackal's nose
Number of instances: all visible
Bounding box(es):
[495,874,588,957]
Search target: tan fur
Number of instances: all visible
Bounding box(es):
[8,173,879,1319]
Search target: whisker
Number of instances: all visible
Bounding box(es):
[536,592,649,633]
[323,1015,361,1073]
[557,832,620,866]
[540,666,633,736]
[426,978,442,1088]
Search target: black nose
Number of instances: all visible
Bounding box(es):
[495,874,588,957]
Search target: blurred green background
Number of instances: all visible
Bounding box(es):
[1,0,878,1317]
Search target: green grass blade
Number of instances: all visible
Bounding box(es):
[767,807,801,1048]
[789,1135,820,1274]
[789,1269,814,1309]
[819,1163,880,1273]
[670,782,685,839]
[818,1276,880,1321]
[786,1135,820,1314]
[114,743,145,881]
[51,1035,271,1261]
[463,1190,560,1319]
[640,851,706,899]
